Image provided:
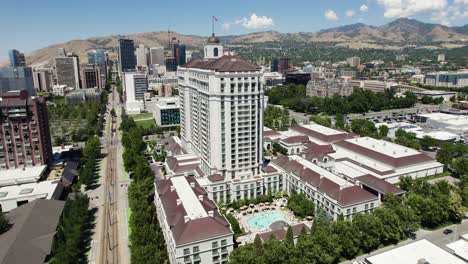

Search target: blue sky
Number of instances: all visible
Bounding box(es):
[1,0,468,61]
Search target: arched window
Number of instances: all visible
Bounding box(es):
[323,157,329,163]
[297,148,300,153]
[312,159,318,164]
[214,47,219,57]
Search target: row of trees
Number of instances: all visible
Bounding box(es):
[120,111,167,263]
[229,176,465,264]
[266,84,418,115]
[50,194,91,264]
[78,136,101,188]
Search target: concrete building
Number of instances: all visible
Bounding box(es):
[446,233,468,262]
[152,97,180,128]
[306,78,352,97]
[350,80,398,92]
[416,113,468,137]
[32,68,53,92]
[425,71,468,88]
[437,54,445,62]
[178,34,264,180]
[0,90,52,170]
[0,67,35,96]
[82,65,102,89]
[8,49,26,67]
[135,44,148,67]
[124,72,147,114]
[366,239,465,264]
[346,56,360,68]
[263,72,284,88]
[413,90,456,102]
[65,88,101,105]
[0,179,62,212]
[150,47,165,65]
[51,85,68,96]
[55,53,80,89]
[118,38,136,73]
[154,175,234,264]
[87,48,106,65]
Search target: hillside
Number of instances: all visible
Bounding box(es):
[24,18,468,67]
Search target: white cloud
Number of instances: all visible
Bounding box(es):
[223,14,274,30]
[325,9,339,21]
[360,4,369,12]
[376,0,448,18]
[346,10,356,17]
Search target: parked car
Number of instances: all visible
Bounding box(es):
[443,229,453,235]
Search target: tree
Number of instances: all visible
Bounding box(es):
[0,211,10,235]
[335,112,345,129]
[378,124,389,138]
[420,135,437,150]
[310,115,331,127]
[351,119,377,137]
[229,244,259,264]
[254,234,264,256]
[453,157,468,177]
[285,226,294,247]
[332,220,360,259]
[287,193,315,218]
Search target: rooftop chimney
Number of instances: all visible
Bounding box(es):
[198,195,204,201]
[177,199,182,206]
[190,182,195,188]
[208,211,214,217]
[170,185,176,192]
[184,215,190,223]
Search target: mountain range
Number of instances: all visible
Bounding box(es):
[23,18,468,67]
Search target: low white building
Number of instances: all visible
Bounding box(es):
[154,175,234,264]
[366,239,465,264]
[413,90,456,102]
[446,233,468,262]
[0,180,63,212]
[151,97,180,128]
[0,165,48,187]
[51,84,68,96]
[417,113,468,137]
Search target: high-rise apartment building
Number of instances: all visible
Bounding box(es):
[123,72,147,114]
[165,57,177,72]
[0,90,52,170]
[0,67,35,96]
[135,44,148,67]
[55,52,81,89]
[176,44,186,66]
[32,68,53,92]
[82,65,102,89]
[278,57,290,74]
[149,47,165,65]
[118,39,136,72]
[346,56,361,68]
[8,50,26,67]
[87,49,106,65]
[178,34,264,179]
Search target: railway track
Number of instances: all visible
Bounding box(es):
[99,87,119,264]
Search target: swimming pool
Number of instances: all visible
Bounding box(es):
[246,212,285,229]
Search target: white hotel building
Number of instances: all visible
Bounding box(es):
[123,72,147,114]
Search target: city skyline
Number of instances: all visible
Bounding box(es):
[2,0,468,62]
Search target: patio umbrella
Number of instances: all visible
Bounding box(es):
[265,202,270,206]
[306,216,313,221]
[259,203,264,206]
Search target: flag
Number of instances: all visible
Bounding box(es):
[212,16,218,22]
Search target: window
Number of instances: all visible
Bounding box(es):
[212,241,219,248]
[184,248,190,255]
[221,239,227,246]
[214,47,219,57]
[193,246,199,253]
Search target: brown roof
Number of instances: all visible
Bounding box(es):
[303,142,335,160]
[0,200,65,264]
[264,130,281,137]
[166,156,200,174]
[155,176,232,246]
[338,186,379,207]
[356,174,405,195]
[291,125,350,143]
[281,135,309,145]
[207,174,224,182]
[183,55,260,72]
[259,223,310,241]
[261,165,278,173]
[334,139,434,168]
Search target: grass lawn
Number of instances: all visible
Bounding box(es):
[129,112,153,120]
[127,207,132,239]
[135,119,156,129]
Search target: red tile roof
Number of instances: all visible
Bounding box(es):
[356,174,405,195]
[338,186,379,207]
[207,174,225,182]
[259,223,310,241]
[183,56,260,72]
[155,177,232,245]
[261,165,278,173]
[264,130,281,137]
[281,135,309,145]
[166,156,200,174]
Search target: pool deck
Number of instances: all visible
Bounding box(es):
[235,198,311,245]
